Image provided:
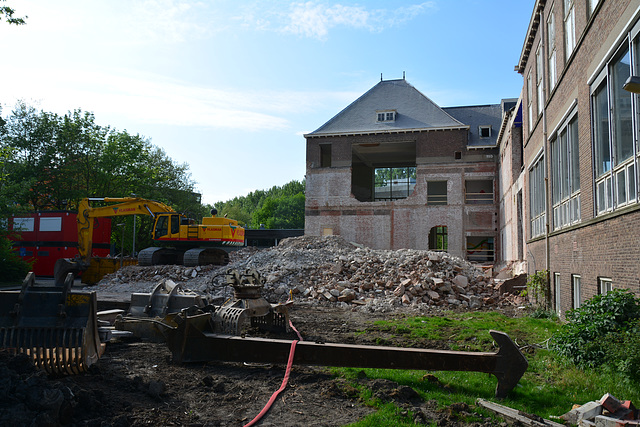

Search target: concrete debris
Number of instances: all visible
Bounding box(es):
[561,394,639,427]
[95,236,524,312]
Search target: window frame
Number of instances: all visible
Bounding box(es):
[572,274,581,309]
[551,110,580,230]
[564,0,576,59]
[591,28,640,215]
[598,277,612,294]
[527,71,534,133]
[547,6,557,90]
[376,110,396,123]
[554,272,562,314]
[529,152,546,238]
[536,43,544,115]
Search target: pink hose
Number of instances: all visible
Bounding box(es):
[243,339,299,427]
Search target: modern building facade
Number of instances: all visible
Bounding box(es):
[304,78,514,263]
[517,0,640,313]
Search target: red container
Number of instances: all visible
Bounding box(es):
[9,211,112,277]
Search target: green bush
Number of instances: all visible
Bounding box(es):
[521,270,549,310]
[0,235,31,284]
[550,289,640,376]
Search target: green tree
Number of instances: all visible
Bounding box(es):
[1,0,26,25]
[213,179,305,229]
[1,101,201,253]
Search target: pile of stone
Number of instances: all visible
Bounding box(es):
[561,393,638,426]
[97,236,514,312]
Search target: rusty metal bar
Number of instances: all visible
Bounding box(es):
[164,313,528,398]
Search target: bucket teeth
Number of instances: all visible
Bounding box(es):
[0,326,89,374]
[0,273,104,375]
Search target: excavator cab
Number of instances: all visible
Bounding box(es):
[153,213,182,239]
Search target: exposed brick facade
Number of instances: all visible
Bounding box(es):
[305,84,503,260]
[517,0,640,314]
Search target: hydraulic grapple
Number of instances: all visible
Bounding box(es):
[0,272,104,375]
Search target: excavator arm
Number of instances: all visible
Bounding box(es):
[54,197,176,285]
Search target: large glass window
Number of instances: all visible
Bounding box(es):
[564,0,576,59]
[527,71,533,132]
[554,273,562,314]
[551,114,580,229]
[529,155,546,238]
[572,275,581,309]
[548,8,557,90]
[592,34,639,215]
[374,167,416,201]
[536,44,544,115]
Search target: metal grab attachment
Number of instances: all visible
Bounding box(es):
[114,279,205,342]
[113,269,290,341]
[164,312,528,399]
[213,268,290,335]
[0,272,104,375]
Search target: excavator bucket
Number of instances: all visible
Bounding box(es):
[0,272,104,375]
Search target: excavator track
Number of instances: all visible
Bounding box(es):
[137,247,184,266]
[183,248,229,267]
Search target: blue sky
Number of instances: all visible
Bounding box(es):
[1,1,534,205]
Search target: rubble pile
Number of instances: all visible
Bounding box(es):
[561,393,639,426]
[97,236,515,312]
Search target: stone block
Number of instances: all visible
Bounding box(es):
[577,401,604,423]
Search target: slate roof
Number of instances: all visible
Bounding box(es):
[443,104,504,147]
[306,79,467,137]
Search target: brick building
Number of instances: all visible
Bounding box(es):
[516,0,640,313]
[304,78,515,263]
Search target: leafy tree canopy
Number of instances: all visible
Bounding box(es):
[0,101,202,255]
[1,0,26,25]
[213,180,305,229]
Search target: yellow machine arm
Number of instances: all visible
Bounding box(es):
[53,197,177,285]
[76,197,176,262]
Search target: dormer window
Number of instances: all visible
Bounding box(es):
[479,125,492,138]
[376,110,396,122]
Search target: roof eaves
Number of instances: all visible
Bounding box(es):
[304,125,470,139]
[516,0,546,74]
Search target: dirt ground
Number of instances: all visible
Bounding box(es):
[1,303,516,427]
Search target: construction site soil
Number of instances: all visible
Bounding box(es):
[1,236,525,426]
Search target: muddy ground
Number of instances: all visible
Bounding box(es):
[0,301,522,427]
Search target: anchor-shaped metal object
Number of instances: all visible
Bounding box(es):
[164,311,528,398]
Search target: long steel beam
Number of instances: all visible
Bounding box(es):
[164,313,528,398]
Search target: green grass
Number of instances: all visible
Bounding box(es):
[333,311,640,426]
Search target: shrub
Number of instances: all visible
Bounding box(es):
[550,289,640,376]
[521,270,549,310]
[0,235,31,284]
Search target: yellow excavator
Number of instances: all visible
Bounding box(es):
[53,197,245,285]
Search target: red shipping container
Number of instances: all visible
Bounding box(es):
[9,211,112,277]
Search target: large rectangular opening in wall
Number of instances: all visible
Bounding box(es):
[427,181,447,205]
[465,180,494,204]
[466,236,494,263]
[320,144,332,167]
[351,141,416,202]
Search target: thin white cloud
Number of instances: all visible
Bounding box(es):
[0,65,356,132]
[281,1,437,40]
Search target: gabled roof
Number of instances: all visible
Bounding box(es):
[305,79,466,137]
